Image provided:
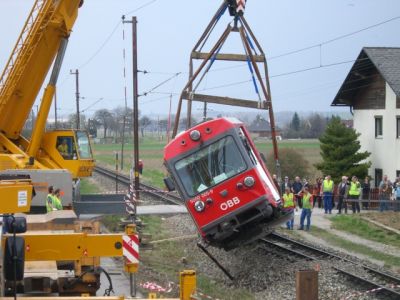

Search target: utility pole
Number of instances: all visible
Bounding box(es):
[122,16,139,297]
[123,16,140,202]
[203,102,208,121]
[70,69,80,129]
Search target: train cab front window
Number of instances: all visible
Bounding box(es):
[175,136,247,197]
[76,131,92,159]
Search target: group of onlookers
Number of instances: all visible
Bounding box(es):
[278,174,400,231]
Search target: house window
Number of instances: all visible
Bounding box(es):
[397,116,400,138]
[375,116,382,138]
[397,170,400,178]
[375,168,383,188]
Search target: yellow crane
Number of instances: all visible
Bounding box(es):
[0,0,94,179]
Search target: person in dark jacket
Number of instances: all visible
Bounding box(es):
[281,176,292,195]
[337,176,349,214]
[292,176,303,208]
[313,177,322,208]
[361,176,370,210]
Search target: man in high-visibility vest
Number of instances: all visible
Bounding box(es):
[46,186,55,213]
[53,188,64,211]
[299,187,314,231]
[320,175,334,214]
[282,187,297,230]
[348,176,361,213]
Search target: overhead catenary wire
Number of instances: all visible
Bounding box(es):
[139,72,181,97]
[199,59,358,92]
[77,0,159,71]
[188,14,400,74]
[124,0,158,16]
[78,20,122,70]
[77,59,376,109]
[268,15,400,61]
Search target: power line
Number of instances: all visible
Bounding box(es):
[190,15,400,74]
[268,15,400,60]
[77,0,159,70]
[140,95,171,105]
[200,59,357,92]
[271,60,355,78]
[139,72,182,96]
[78,21,122,70]
[124,0,158,16]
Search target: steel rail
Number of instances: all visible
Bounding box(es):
[267,232,400,285]
[93,166,183,205]
[260,232,400,299]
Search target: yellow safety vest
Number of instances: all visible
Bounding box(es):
[302,193,312,209]
[54,196,63,210]
[46,194,55,212]
[283,193,294,208]
[46,194,63,212]
[348,182,360,196]
[58,144,68,154]
[323,180,333,192]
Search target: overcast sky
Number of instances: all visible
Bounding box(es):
[0,0,399,119]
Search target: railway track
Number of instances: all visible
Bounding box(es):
[261,232,400,299]
[93,165,183,205]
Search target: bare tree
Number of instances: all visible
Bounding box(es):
[94,109,113,138]
[68,113,87,130]
[139,116,152,137]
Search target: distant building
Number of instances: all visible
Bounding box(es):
[248,115,281,138]
[331,47,400,186]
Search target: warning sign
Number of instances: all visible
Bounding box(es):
[18,190,28,207]
[123,234,139,264]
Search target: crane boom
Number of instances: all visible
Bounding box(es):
[0,0,81,139]
[0,0,94,179]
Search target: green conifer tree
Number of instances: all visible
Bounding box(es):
[290,112,300,131]
[316,116,371,183]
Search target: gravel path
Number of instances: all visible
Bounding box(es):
[291,209,400,260]
[330,229,400,258]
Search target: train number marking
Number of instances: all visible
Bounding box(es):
[220,197,240,211]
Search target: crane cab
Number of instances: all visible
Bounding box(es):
[164,118,285,250]
[40,130,94,178]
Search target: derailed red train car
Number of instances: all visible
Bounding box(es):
[164,118,288,250]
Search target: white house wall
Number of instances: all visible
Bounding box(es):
[353,83,400,185]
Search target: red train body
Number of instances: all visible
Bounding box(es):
[164,118,287,250]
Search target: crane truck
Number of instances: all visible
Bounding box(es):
[0,0,94,208]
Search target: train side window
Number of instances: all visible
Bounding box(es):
[238,128,257,165]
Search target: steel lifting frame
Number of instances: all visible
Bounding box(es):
[172,0,280,176]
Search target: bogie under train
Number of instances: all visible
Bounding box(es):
[164,118,288,250]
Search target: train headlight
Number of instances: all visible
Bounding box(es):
[244,176,255,188]
[189,130,201,141]
[194,200,205,212]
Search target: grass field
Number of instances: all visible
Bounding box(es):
[308,226,400,268]
[92,136,321,188]
[331,215,400,249]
